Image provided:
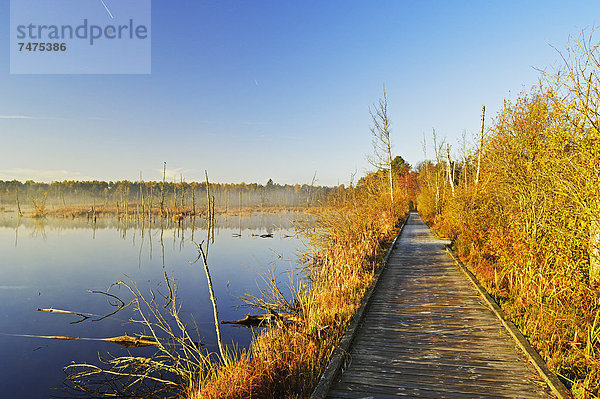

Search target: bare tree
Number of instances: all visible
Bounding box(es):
[459,129,470,191]
[422,133,430,184]
[431,128,445,214]
[548,29,600,133]
[475,105,485,186]
[446,143,455,196]
[368,86,394,203]
[306,170,317,207]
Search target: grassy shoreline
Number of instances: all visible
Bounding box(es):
[0,203,326,220]
[185,189,408,398]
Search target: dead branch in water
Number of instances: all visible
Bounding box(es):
[37,307,96,324]
[222,312,301,327]
[251,233,273,238]
[237,266,303,319]
[37,287,134,324]
[102,334,158,347]
[190,240,226,363]
[89,289,137,323]
[0,332,157,347]
[61,274,213,398]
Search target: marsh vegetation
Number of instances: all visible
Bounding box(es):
[417,30,600,399]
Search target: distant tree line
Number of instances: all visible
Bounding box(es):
[0,178,334,212]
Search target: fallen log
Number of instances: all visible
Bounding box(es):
[0,332,158,347]
[222,313,301,327]
[102,334,158,347]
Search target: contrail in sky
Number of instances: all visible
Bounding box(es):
[99,0,114,18]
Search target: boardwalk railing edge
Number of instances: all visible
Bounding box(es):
[445,247,572,399]
[309,213,409,399]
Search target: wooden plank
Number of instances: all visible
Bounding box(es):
[344,362,539,382]
[345,359,537,376]
[446,249,571,398]
[345,354,537,374]
[337,368,549,392]
[331,380,545,399]
[316,212,557,399]
[328,389,408,399]
[351,339,522,352]
[310,218,408,399]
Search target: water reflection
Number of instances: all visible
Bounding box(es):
[0,212,302,231]
[0,211,308,398]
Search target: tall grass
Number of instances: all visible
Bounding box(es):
[188,175,409,398]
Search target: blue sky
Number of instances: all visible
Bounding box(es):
[1,1,599,186]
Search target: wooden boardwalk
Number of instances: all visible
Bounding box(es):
[325,212,554,398]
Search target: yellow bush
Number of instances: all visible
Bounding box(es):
[422,86,600,397]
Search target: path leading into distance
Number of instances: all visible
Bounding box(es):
[325,212,554,398]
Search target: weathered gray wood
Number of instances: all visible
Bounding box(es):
[310,217,408,399]
[318,212,559,398]
[446,248,571,398]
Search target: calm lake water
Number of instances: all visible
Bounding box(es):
[0,212,307,398]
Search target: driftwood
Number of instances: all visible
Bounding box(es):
[1,332,157,347]
[37,289,133,324]
[102,334,158,347]
[37,307,95,323]
[222,313,300,327]
[251,233,273,238]
[38,335,78,340]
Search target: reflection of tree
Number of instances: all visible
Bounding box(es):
[14,214,21,247]
[30,217,47,240]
